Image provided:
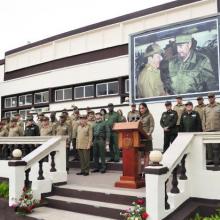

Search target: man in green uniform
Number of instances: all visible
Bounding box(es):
[169,33,216,94]
[137,43,165,98]
[173,96,185,130]
[92,112,110,173]
[179,101,202,132]
[160,101,178,152]
[127,103,140,122]
[105,103,121,162]
[194,96,206,122]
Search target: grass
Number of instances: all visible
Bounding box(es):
[0,181,9,199]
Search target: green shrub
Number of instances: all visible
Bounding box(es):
[192,209,220,220]
[0,181,9,199]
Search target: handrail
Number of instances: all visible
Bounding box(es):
[0,136,52,144]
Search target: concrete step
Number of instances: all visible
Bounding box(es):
[45,195,127,219]
[29,207,115,220]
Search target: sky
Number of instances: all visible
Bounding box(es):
[0,0,174,59]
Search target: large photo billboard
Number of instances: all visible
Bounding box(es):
[130,16,220,102]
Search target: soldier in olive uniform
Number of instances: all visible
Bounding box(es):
[56,113,72,172]
[127,104,140,122]
[160,101,178,152]
[179,101,202,132]
[169,34,216,94]
[40,116,56,136]
[70,106,79,121]
[194,96,206,122]
[137,43,166,98]
[50,111,58,131]
[92,112,110,173]
[203,93,220,164]
[37,112,45,130]
[173,96,185,130]
[76,115,93,176]
[0,122,8,159]
[14,113,24,132]
[1,117,10,132]
[105,103,121,162]
[139,103,155,167]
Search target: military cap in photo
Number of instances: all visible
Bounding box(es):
[197,96,203,100]
[11,117,18,122]
[176,96,182,99]
[108,103,114,107]
[208,92,215,98]
[144,43,162,58]
[79,115,87,119]
[131,103,136,107]
[165,101,172,106]
[185,101,193,106]
[175,34,192,44]
[38,112,44,116]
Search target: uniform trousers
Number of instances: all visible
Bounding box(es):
[78,149,90,173]
[109,132,120,161]
[163,132,178,152]
[93,138,106,171]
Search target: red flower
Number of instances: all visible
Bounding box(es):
[136,199,145,205]
[141,212,149,219]
[25,195,29,199]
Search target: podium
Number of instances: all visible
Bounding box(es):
[113,122,146,189]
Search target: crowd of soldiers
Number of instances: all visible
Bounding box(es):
[0,92,219,175]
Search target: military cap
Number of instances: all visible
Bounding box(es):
[42,116,49,121]
[165,101,172,106]
[11,117,18,122]
[72,105,78,110]
[79,115,87,119]
[197,96,203,100]
[62,109,68,114]
[208,92,215,98]
[144,43,162,58]
[50,111,56,116]
[108,103,114,107]
[38,112,44,117]
[185,101,193,106]
[95,112,102,116]
[59,113,66,118]
[131,103,136,107]
[176,96,183,100]
[175,34,192,44]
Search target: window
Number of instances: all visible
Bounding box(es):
[96,81,119,97]
[19,94,32,106]
[125,79,129,93]
[34,91,49,104]
[55,88,72,102]
[4,111,17,118]
[19,109,31,120]
[74,85,94,99]
[4,97,17,108]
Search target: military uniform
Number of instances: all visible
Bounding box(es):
[194,103,206,122]
[40,124,56,136]
[179,111,202,132]
[72,119,79,160]
[160,109,178,152]
[105,111,121,162]
[139,112,155,152]
[76,123,93,175]
[173,104,185,127]
[127,110,140,122]
[50,120,59,133]
[137,64,165,98]
[17,120,24,132]
[87,119,96,161]
[93,120,110,172]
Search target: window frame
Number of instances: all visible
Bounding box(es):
[18,94,32,106]
[96,81,119,97]
[4,96,17,108]
[55,88,72,102]
[74,85,94,99]
[34,91,49,104]
[125,79,129,93]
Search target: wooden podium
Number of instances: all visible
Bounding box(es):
[113,122,145,189]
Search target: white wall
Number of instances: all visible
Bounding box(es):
[4,0,217,72]
[0,65,4,82]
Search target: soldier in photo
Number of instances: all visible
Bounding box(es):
[1,117,10,132]
[0,121,8,159]
[203,93,220,164]
[127,103,140,122]
[37,112,45,130]
[173,96,185,130]
[105,103,121,162]
[50,111,58,131]
[160,101,178,152]
[179,101,202,132]
[194,96,206,122]
[139,103,155,167]
[137,43,166,98]
[40,116,56,136]
[100,108,107,120]
[62,109,72,127]
[92,112,110,174]
[117,109,126,122]
[70,106,79,121]
[76,115,93,176]
[14,113,24,131]
[56,113,72,172]
[169,32,216,94]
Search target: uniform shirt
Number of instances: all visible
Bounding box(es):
[0,127,8,137]
[24,124,40,136]
[40,124,56,136]
[179,111,202,132]
[173,104,185,126]
[72,120,79,139]
[137,64,165,98]
[37,120,43,130]
[93,120,110,142]
[139,112,155,140]
[160,110,178,134]
[105,111,121,130]
[203,102,220,131]
[56,122,72,147]
[50,120,59,132]
[8,125,24,137]
[194,103,206,122]
[17,120,24,131]
[76,123,92,149]
[87,120,96,128]
[127,110,140,122]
